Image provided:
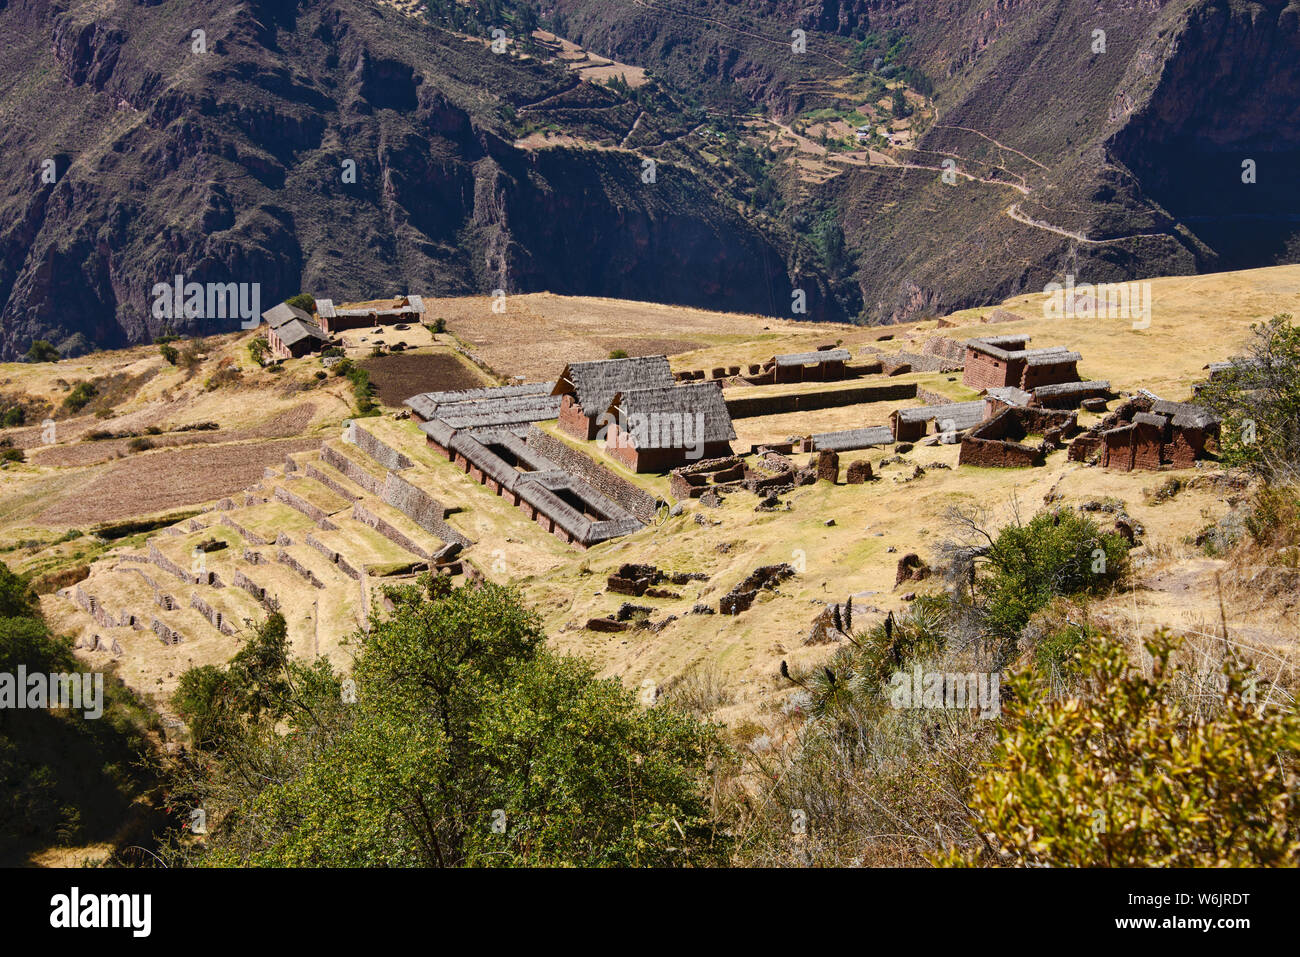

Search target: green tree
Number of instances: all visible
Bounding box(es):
[285,293,316,314]
[1198,314,1300,481]
[180,584,727,867]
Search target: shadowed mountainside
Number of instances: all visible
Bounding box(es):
[0,0,842,359]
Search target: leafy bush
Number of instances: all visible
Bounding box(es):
[247,337,270,367]
[1,448,25,464]
[1198,314,1300,481]
[25,340,60,363]
[608,349,629,359]
[61,381,97,413]
[159,343,179,365]
[127,437,153,453]
[0,405,25,428]
[938,631,1300,866]
[978,510,1129,646]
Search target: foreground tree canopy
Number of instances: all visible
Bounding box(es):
[174,580,727,867]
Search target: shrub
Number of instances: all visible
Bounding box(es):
[978,510,1129,647]
[127,437,154,453]
[285,293,316,314]
[427,318,447,335]
[61,381,97,413]
[0,405,25,428]
[159,343,179,365]
[608,349,629,359]
[248,337,270,367]
[25,340,60,363]
[938,631,1300,866]
[1,448,24,464]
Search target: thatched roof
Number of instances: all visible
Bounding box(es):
[1132,412,1168,428]
[263,302,313,329]
[274,317,328,348]
[552,355,673,412]
[810,426,893,452]
[1031,380,1109,398]
[774,348,851,367]
[967,335,1077,364]
[1151,399,1219,430]
[406,384,560,429]
[607,382,736,445]
[965,335,1032,359]
[893,400,987,430]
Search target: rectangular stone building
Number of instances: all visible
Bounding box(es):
[552,355,675,441]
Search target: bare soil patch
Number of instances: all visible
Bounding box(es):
[359,352,486,406]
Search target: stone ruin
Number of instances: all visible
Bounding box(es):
[816,449,839,483]
[845,460,873,484]
[895,553,931,588]
[719,563,796,615]
[805,597,854,645]
[958,406,1079,468]
[668,453,800,501]
[606,563,707,597]
[1069,394,1220,471]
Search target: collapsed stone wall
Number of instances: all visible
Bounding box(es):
[915,387,956,406]
[526,426,657,524]
[149,541,195,584]
[352,502,431,560]
[320,444,385,496]
[719,564,796,615]
[346,425,413,472]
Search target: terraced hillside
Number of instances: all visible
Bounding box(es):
[21,263,1299,724]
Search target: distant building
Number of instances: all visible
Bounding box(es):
[552,355,675,441]
[262,302,328,359]
[1100,399,1220,471]
[315,295,425,334]
[962,335,1081,392]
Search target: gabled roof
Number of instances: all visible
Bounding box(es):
[274,317,328,348]
[552,355,674,413]
[811,426,894,452]
[1025,350,1081,367]
[773,348,851,367]
[316,296,424,320]
[263,302,313,329]
[893,400,987,430]
[607,382,737,445]
[405,382,553,418]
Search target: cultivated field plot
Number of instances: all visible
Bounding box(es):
[33,437,324,526]
[359,351,489,407]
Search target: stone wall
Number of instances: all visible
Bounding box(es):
[381,472,471,547]
[304,462,361,502]
[276,549,326,588]
[345,424,413,471]
[352,502,431,560]
[725,382,916,419]
[233,570,281,613]
[274,485,331,523]
[320,444,385,496]
[962,350,1017,391]
[151,617,184,646]
[190,593,237,635]
[221,515,269,546]
[305,533,363,580]
[526,426,657,523]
